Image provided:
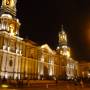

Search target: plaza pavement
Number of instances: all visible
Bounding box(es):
[0,80,90,90]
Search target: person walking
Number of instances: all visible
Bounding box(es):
[80,79,84,88]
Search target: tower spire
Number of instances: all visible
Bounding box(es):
[61,24,64,31]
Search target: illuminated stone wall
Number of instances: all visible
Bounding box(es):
[78,62,90,78]
[0,0,79,81]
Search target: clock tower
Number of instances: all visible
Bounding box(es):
[0,0,20,36]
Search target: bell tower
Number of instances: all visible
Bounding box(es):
[0,0,20,36]
[58,25,70,58]
[1,0,17,17]
[58,25,67,46]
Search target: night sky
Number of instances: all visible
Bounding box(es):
[1,0,90,61]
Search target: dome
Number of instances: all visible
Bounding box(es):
[1,14,12,19]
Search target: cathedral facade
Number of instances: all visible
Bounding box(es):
[0,0,78,80]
